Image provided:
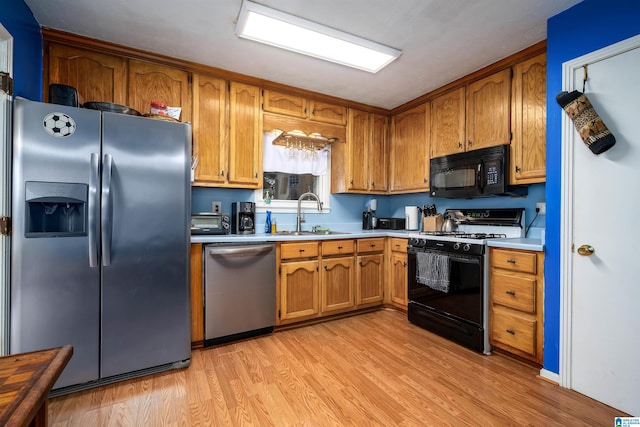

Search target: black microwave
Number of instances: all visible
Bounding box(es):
[429,145,527,198]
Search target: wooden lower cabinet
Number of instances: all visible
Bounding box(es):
[388,238,408,309]
[277,238,387,326]
[280,260,320,321]
[190,243,204,346]
[489,247,544,364]
[356,238,385,306]
[321,256,355,314]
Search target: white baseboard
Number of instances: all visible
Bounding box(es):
[539,369,560,385]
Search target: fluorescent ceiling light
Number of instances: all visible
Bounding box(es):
[235,1,401,73]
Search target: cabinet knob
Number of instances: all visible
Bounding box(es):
[506,259,516,264]
[220,170,225,177]
[468,140,472,146]
[506,329,516,335]
[338,246,343,250]
[359,261,363,266]
[458,141,463,149]
[505,290,516,296]
[403,262,407,267]
[324,265,328,271]
[350,180,354,185]
[515,165,521,173]
[423,178,428,184]
[371,181,375,186]
[299,249,305,253]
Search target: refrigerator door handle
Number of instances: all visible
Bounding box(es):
[88,153,100,267]
[101,154,113,266]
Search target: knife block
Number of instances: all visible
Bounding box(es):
[422,214,443,232]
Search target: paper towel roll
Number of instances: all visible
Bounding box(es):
[370,199,377,211]
[405,206,419,230]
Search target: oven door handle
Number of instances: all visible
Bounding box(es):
[447,254,482,265]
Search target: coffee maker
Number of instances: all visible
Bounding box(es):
[231,202,256,234]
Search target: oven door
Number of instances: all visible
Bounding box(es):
[408,247,483,326]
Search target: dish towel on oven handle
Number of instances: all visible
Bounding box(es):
[416,251,450,293]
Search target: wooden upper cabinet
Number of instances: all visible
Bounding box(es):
[192,74,227,185]
[389,103,429,193]
[511,53,546,184]
[465,68,511,151]
[347,108,369,192]
[127,59,192,122]
[332,109,388,194]
[47,43,127,105]
[309,100,347,125]
[228,82,262,187]
[430,87,466,158]
[263,90,307,118]
[369,114,389,192]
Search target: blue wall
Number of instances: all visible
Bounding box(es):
[545,0,640,374]
[194,183,545,234]
[0,0,42,100]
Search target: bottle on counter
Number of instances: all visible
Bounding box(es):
[271,218,277,233]
[265,211,272,234]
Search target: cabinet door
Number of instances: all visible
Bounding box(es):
[229,82,262,187]
[511,54,546,184]
[321,257,355,313]
[280,260,320,321]
[128,59,192,122]
[347,108,369,191]
[47,44,127,105]
[193,74,227,184]
[430,87,465,158]
[263,90,307,118]
[309,100,347,125]
[390,252,408,308]
[357,253,384,305]
[369,113,389,192]
[465,68,511,151]
[389,103,429,192]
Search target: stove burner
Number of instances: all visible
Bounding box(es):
[419,231,507,240]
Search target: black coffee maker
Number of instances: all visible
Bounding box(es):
[232,202,256,234]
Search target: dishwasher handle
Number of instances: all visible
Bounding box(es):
[208,244,274,257]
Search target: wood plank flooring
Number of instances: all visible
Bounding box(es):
[49,310,624,426]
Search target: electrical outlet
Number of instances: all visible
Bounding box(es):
[536,202,546,215]
[211,201,221,214]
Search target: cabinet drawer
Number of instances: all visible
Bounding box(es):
[492,272,536,313]
[322,239,355,256]
[390,238,408,253]
[491,248,537,274]
[492,309,537,356]
[280,242,319,260]
[357,238,385,253]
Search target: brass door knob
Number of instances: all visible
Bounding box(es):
[577,244,595,256]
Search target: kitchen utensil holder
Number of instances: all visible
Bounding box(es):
[422,214,443,232]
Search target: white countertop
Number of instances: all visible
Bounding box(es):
[191,229,414,243]
[486,237,544,252]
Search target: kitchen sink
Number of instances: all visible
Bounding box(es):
[275,230,350,236]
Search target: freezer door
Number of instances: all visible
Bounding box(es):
[11,98,101,388]
[100,112,191,378]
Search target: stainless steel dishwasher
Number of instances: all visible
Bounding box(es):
[204,242,276,346]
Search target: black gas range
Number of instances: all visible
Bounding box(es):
[407,208,524,354]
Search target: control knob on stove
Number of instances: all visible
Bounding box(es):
[453,242,461,251]
[463,243,471,252]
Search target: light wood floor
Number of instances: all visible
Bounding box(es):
[50,309,624,426]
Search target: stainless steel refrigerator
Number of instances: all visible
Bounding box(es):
[10,98,191,392]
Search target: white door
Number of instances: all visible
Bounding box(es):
[562,36,640,416]
[0,24,13,356]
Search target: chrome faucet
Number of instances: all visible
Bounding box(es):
[296,192,323,232]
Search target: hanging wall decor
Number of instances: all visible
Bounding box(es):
[556,90,616,154]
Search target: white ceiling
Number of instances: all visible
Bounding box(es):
[24,0,581,110]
